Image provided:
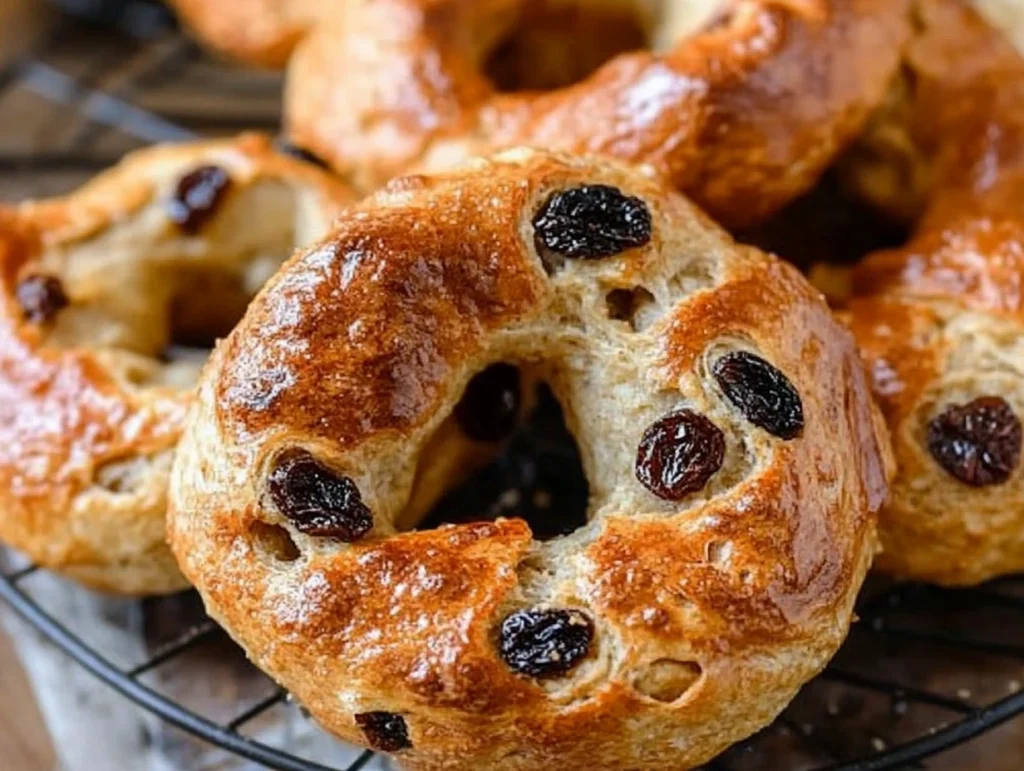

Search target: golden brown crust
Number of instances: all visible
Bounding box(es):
[845,0,1024,585]
[283,0,910,227]
[841,0,1024,220]
[972,0,1024,52]
[169,150,890,768]
[0,134,352,594]
[168,0,327,68]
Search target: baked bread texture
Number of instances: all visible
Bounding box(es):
[0,133,352,594]
[168,0,328,68]
[283,0,910,228]
[841,0,1024,586]
[169,149,891,769]
[973,0,1024,51]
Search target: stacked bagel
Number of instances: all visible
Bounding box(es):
[2,1,1022,768]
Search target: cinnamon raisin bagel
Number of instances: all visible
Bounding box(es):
[0,134,352,595]
[283,0,910,228]
[168,149,891,769]
[841,0,1024,222]
[843,0,1024,585]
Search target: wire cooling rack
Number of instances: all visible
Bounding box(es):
[2,2,1024,770]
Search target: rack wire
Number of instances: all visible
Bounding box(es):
[2,2,1024,769]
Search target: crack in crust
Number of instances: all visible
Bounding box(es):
[169,150,890,769]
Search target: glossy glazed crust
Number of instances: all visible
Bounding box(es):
[0,134,352,595]
[284,0,909,227]
[169,0,327,68]
[169,150,891,768]
[846,0,1024,585]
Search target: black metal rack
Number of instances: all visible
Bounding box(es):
[2,2,1024,770]
[5,559,1024,771]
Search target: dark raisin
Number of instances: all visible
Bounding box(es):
[453,363,521,442]
[636,409,725,500]
[273,136,329,169]
[927,396,1022,486]
[267,449,373,540]
[713,351,804,439]
[499,608,593,677]
[354,711,411,752]
[168,165,232,234]
[533,185,652,268]
[15,274,69,323]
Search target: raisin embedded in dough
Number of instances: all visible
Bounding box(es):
[355,711,412,752]
[713,351,804,440]
[533,185,651,260]
[16,274,69,323]
[267,449,373,540]
[927,396,1022,486]
[499,608,594,677]
[168,165,233,234]
[636,410,725,500]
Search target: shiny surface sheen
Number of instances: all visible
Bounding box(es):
[0,210,188,593]
[286,0,911,227]
[634,409,725,500]
[498,608,594,678]
[169,150,890,770]
[713,351,805,440]
[0,134,352,595]
[846,0,1024,585]
[532,184,651,260]
[267,449,374,540]
[169,0,327,67]
[927,396,1022,486]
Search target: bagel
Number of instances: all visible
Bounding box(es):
[168,149,891,769]
[282,0,910,228]
[841,0,1024,222]
[168,0,327,68]
[0,134,352,594]
[843,0,1024,585]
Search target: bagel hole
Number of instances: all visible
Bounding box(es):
[152,263,275,388]
[417,385,589,540]
[605,286,659,331]
[633,659,703,703]
[42,259,269,391]
[164,265,254,355]
[39,176,301,390]
[483,3,651,92]
[248,520,301,562]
